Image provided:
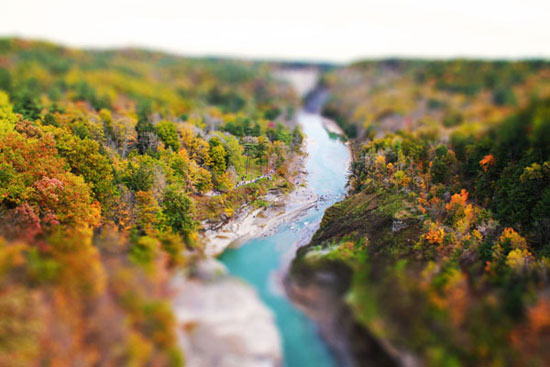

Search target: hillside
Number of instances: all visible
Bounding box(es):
[291,60,550,366]
[0,38,303,366]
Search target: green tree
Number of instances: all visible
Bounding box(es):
[0,67,11,93]
[493,87,517,106]
[251,122,261,137]
[193,166,213,193]
[531,105,550,159]
[255,136,271,173]
[155,121,180,151]
[168,149,193,190]
[12,80,42,121]
[430,144,456,184]
[217,133,245,176]
[0,91,18,136]
[134,191,160,235]
[162,185,198,237]
[136,99,152,123]
[54,132,116,206]
[209,138,227,175]
[243,141,256,177]
[135,119,158,155]
[122,155,157,192]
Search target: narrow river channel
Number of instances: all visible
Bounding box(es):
[219,110,350,367]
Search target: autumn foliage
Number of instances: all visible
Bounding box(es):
[306,60,550,366]
[0,38,301,366]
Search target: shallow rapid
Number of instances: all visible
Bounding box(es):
[219,111,350,367]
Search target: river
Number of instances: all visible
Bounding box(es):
[219,109,350,367]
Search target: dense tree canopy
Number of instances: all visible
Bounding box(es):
[0,38,301,367]
[297,59,550,367]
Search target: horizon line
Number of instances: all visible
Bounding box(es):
[4,35,550,65]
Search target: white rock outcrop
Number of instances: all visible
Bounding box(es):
[171,266,281,367]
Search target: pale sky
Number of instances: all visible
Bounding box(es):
[2,0,549,63]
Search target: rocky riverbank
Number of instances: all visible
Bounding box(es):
[170,138,321,367]
[284,259,400,367]
[285,189,423,367]
[282,87,414,367]
[170,73,357,367]
[200,143,316,257]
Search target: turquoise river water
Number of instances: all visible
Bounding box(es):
[219,111,350,367]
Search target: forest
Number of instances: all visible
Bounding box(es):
[2,36,550,367]
[0,38,303,366]
[292,59,550,366]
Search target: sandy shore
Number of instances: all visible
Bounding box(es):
[171,260,282,367]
